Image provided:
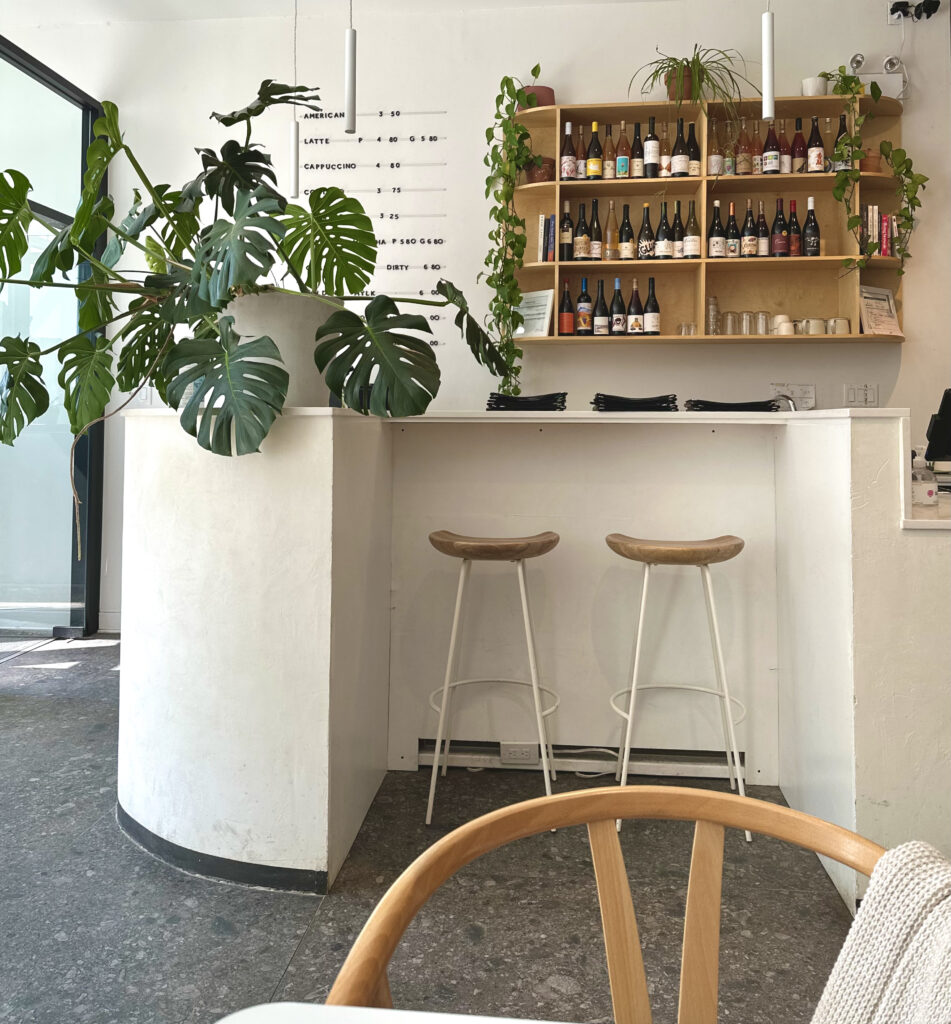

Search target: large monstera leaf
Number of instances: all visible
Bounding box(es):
[282,187,376,295]
[77,263,118,333]
[115,298,175,400]
[0,336,49,445]
[191,187,284,308]
[71,103,122,245]
[211,81,322,127]
[0,169,32,283]
[435,279,508,376]
[31,223,75,284]
[198,141,280,217]
[58,334,115,434]
[314,295,439,417]
[163,316,289,456]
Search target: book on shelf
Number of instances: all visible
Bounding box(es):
[537,214,546,262]
[547,214,556,262]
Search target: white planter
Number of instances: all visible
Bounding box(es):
[801,76,828,96]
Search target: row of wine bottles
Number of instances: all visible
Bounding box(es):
[565,199,701,260]
[559,277,661,336]
[707,197,820,258]
[560,117,701,180]
[708,114,851,176]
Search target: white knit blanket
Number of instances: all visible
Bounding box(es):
[811,841,951,1024]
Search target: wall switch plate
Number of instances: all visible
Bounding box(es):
[844,383,880,407]
[769,383,816,410]
[500,742,539,765]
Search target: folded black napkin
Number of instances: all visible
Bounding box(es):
[684,398,781,412]
[591,392,679,412]
[486,392,567,412]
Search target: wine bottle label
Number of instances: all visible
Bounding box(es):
[807,147,824,172]
[780,154,792,174]
[558,312,575,334]
[575,163,587,180]
[771,232,789,255]
[644,312,660,333]
[605,245,620,260]
[603,160,616,179]
[707,154,724,175]
[741,235,758,257]
[593,316,610,335]
[573,236,590,258]
[724,156,735,175]
[804,238,820,257]
[683,234,701,257]
[757,236,770,257]
[611,314,626,333]
[736,153,752,175]
[560,229,572,245]
[590,241,602,260]
[644,141,660,166]
[789,234,802,256]
[763,150,780,173]
[659,157,671,177]
[637,238,655,259]
[752,154,763,174]
[671,154,689,175]
[673,239,684,259]
[654,238,673,258]
[619,241,635,259]
[688,159,701,177]
[792,156,806,174]
[832,157,850,172]
[560,156,577,179]
[586,157,603,177]
[726,237,740,257]
[708,236,726,258]
[631,158,645,177]
[616,156,630,177]
[576,303,593,331]
[627,314,643,333]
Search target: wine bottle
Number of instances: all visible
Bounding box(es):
[707,117,724,176]
[631,122,645,178]
[618,204,635,260]
[626,277,644,334]
[573,202,591,260]
[655,201,673,259]
[558,280,574,335]
[788,199,802,256]
[574,124,587,180]
[672,200,685,259]
[643,276,660,335]
[559,201,574,262]
[725,200,741,257]
[605,199,620,260]
[590,198,603,260]
[686,122,701,176]
[740,198,757,257]
[659,120,672,178]
[586,121,603,179]
[610,277,626,335]
[560,121,576,180]
[707,199,726,258]
[644,116,660,178]
[763,120,780,174]
[616,120,631,178]
[736,117,752,175]
[791,117,807,174]
[723,134,736,176]
[671,118,689,177]
[802,195,821,256]
[751,119,764,174]
[603,123,617,180]
[637,203,655,259]
[778,119,792,174]
[576,278,593,335]
[832,113,850,172]
[822,117,836,171]
[770,198,789,257]
[684,200,702,259]
[807,115,825,173]
[593,279,610,335]
[756,199,770,256]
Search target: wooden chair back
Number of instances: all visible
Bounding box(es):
[326,786,885,1024]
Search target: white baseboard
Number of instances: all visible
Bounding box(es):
[98,612,121,633]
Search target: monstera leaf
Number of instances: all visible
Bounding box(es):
[77,263,118,333]
[58,334,115,433]
[31,223,75,284]
[198,141,280,216]
[282,187,376,295]
[314,295,439,417]
[191,187,284,308]
[163,316,288,455]
[0,169,32,283]
[0,335,49,444]
[71,103,122,245]
[115,298,175,400]
[435,279,508,376]
[211,81,322,127]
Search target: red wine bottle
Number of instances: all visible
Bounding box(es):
[573,202,590,260]
[740,198,757,257]
[756,199,770,256]
[631,122,645,178]
[725,201,741,257]
[575,278,593,335]
[590,198,603,261]
[763,120,780,174]
[637,203,655,259]
[803,196,821,256]
[643,276,660,335]
[670,117,689,177]
[558,280,574,335]
[626,277,644,334]
[618,204,635,260]
[791,117,807,174]
[807,116,825,173]
[586,121,603,180]
[559,201,573,262]
[593,278,610,335]
[671,200,685,259]
[788,199,802,256]
[644,116,659,178]
[770,198,789,256]
[654,201,673,259]
[610,277,627,335]
[707,199,726,258]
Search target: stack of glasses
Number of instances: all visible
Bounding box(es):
[685,398,782,412]
[591,393,679,412]
[486,392,568,412]
[706,295,720,336]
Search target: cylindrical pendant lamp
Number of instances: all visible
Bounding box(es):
[344,27,357,134]
[762,3,775,120]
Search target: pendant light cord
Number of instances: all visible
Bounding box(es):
[293,0,299,87]
[349,0,353,29]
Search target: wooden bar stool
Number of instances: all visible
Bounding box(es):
[606,533,752,840]
[425,530,561,825]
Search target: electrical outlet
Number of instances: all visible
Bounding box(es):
[844,383,880,407]
[500,742,539,765]
[886,1,903,24]
[769,383,816,410]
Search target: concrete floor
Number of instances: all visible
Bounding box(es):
[0,636,854,1024]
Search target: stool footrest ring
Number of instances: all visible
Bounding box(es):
[609,685,747,727]
[429,679,560,718]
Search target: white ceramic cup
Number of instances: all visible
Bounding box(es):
[802,77,828,97]
[826,317,851,334]
[776,322,796,336]
[803,317,826,334]
[771,314,791,330]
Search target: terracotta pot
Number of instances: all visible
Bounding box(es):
[525,157,556,184]
[859,154,882,172]
[517,85,555,111]
[665,65,693,101]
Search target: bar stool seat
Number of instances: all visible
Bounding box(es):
[429,530,560,561]
[605,533,745,566]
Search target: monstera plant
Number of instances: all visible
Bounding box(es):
[0,80,505,460]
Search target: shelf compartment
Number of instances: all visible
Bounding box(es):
[518,333,903,346]
[706,95,902,118]
[704,255,895,272]
[554,259,701,273]
[558,177,702,197]
[706,172,878,194]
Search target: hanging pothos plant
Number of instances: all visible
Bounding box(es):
[0,80,506,463]
[481,64,543,396]
[819,66,927,273]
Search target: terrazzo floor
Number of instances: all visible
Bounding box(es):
[0,636,854,1024]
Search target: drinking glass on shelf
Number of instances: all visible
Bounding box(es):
[754,310,771,335]
[705,295,720,335]
[739,311,755,335]
[678,322,697,335]
[721,311,739,335]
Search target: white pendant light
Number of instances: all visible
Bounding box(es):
[345,0,357,134]
[289,0,300,198]
[762,0,775,120]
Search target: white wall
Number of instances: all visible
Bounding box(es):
[8,0,950,630]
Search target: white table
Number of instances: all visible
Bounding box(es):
[217,1004,561,1024]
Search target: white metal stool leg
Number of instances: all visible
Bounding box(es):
[426,559,471,825]
[617,563,652,790]
[700,563,752,843]
[515,559,554,792]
